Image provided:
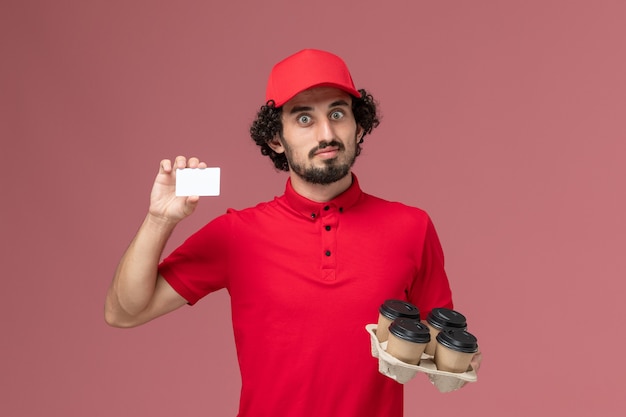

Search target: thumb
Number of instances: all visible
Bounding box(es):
[470,351,482,373]
[183,195,200,215]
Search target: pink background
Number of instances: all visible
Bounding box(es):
[2,1,625,416]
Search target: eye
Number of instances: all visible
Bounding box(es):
[330,110,344,120]
[297,115,312,125]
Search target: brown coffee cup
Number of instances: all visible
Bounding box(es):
[385,318,431,365]
[434,329,478,373]
[376,299,420,342]
[424,307,467,356]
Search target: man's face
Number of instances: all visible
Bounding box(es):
[271,87,363,185]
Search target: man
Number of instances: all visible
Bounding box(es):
[105,49,473,417]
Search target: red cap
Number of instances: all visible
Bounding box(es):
[265,49,360,107]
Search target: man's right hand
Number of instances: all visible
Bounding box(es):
[148,156,207,224]
[105,156,206,327]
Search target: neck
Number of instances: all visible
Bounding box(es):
[289,171,353,202]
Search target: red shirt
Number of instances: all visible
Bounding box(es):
[159,175,453,417]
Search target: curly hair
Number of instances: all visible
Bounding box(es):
[249,89,380,171]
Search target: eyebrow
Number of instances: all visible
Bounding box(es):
[288,100,351,115]
[289,106,313,115]
[330,99,350,108]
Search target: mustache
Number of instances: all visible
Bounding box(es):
[309,140,345,158]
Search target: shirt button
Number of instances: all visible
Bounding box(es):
[325,250,331,256]
[311,213,316,218]
[324,205,330,211]
[325,225,331,231]
[339,207,344,213]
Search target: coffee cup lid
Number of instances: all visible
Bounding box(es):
[436,329,478,353]
[426,307,467,330]
[379,299,420,321]
[389,318,431,343]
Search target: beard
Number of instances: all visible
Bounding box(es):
[282,137,357,185]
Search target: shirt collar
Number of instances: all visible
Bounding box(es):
[283,174,363,221]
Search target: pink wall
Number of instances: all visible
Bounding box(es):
[2,1,625,416]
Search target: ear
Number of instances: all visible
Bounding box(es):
[356,125,365,143]
[267,135,285,154]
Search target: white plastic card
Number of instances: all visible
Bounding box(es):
[175,168,221,197]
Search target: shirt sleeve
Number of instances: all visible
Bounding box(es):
[158,213,232,305]
[407,216,454,318]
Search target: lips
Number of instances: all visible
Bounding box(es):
[314,146,339,156]
[310,141,344,159]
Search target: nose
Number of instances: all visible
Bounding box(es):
[316,118,335,143]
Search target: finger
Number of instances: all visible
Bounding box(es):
[160,159,172,174]
[188,157,200,168]
[198,161,208,169]
[174,155,187,170]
